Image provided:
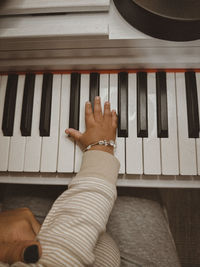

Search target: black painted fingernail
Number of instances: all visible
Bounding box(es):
[24,245,39,263]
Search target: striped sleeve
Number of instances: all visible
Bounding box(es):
[93,232,121,267]
[10,151,120,267]
[37,177,117,266]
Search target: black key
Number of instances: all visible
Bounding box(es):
[156,72,168,138]
[69,73,81,130]
[20,73,35,136]
[39,73,53,136]
[89,72,100,110]
[2,74,18,136]
[185,71,199,138]
[118,72,128,137]
[137,72,148,137]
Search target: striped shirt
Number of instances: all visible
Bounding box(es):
[1,150,120,267]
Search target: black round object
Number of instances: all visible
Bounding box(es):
[113,0,200,41]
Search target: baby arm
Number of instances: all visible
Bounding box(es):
[34,97,120,267]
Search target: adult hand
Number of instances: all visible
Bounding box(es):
[66,97,117,154]
[0,208,42,264]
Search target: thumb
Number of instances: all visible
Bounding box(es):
[23,241,42,264]
[0,240,42,264]
[65,128,82,142]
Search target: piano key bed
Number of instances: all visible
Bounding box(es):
[0,69,200,188]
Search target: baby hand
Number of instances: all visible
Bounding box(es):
[65,96,117,154]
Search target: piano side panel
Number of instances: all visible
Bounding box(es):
[1,46,200,71]
[0,0,200,71]
[1,0,200,50]
[0,13,108,39]
[0,172,200,188]
[0,16,200,70]
[0,0,110,15]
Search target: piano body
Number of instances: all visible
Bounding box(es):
[0,0,200,187]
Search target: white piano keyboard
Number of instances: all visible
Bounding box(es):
[0,70,200,187]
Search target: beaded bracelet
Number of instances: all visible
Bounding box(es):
[83,140,116,152]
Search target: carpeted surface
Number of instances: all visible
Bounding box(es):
[119,187,200,267]
[0,184,199,266]
[160,188,200,267]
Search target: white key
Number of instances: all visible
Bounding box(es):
[126,73,143,174]
[109,74,125,173]
[74,73,109,172]
[195,72,200,175]
[24,74,42,171]
[74,74,90,172]
[143,73,161,174]
[100,74,109,109]
[161,73,179,175]
[176,72,197,175]
[40,74,61,172]
[8,75,26,171]
[0,75,10,171]
[57,74,74,172]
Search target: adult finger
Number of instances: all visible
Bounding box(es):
[0,240,42,264]
[85,101,95,127]
[94,96,103,122]
[23,241,42,264]
[28,212,41,235]
[20,208,41,236]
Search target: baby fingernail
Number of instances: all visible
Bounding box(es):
[65,130,71,137]
[24,245,39,263]
[95,96,100,101]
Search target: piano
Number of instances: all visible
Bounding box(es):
[0,0,200,188]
